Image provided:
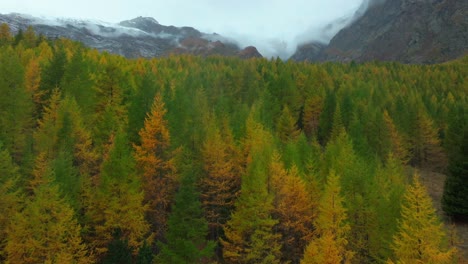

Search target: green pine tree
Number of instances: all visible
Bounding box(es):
[158,156,215,264]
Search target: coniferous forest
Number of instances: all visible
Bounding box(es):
[0,25,467,263]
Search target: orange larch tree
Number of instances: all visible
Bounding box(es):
[134,93,178,240]
[270,153,317,263]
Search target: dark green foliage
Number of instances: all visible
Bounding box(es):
[158,158,215,264]
[61,48,96,117]
[0,47,33,164]
[102,233,133,264]
[443,124,468,219]
[40,43,67,100]
[136,241,153,264]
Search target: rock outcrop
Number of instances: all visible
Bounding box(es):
[292,0,468,63]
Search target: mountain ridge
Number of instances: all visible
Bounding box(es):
[292,0,468,63]
[0,13,262,59]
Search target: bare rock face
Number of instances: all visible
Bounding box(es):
[0,13,262,59]
[238,46,263,59]
[292,0,468,64]
[290,42,326,62]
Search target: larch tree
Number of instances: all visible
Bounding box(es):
[0,46,33,163]
[134,93,178,241]
[411,109,447,171]
[33,93,98,207]
[200,119,242,241]
[5,174,90,264]
[222,116,282,264]
[277,105,301,143]
[270,154,317,263]
[382,110,410,164]
[301,170,353,264]
[87,132,149,260]
[0,23,12,45]
[39,43,67,104]
[24,57,44,119]
[329,101,345,142]
[0,145,21,261]
[91,56,128,148]
[302,95,324,139]
[390,173,456,264]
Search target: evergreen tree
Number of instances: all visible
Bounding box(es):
[200,120,242,241]
[277,105,300,142]
[102,231,133,264]
[158,159,215,264]
[301,170,353,264]
[39,43,67,102]
[0,47,33,163]
[222,117,282,264]
[382,110,410,164]
[411,109,447,171]
[136,241,153,264]
[5,179,90,263]
[442,115,468,218]
[0,23,12,45]
[87,132,149,260]
[0,145,21,261]
[390,173,456,264]
[302,95,323,139]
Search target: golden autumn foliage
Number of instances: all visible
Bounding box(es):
[303,95,324,138]
[200,120,242,239]
[270,154,317,263]
[390,173,456,264]
[0,30,465,263]
[383,110,410,164]
[411,110,447,171]
[277,105,301,142]
[5,182,90,264]
[86,132,149,258]
[134,93,177,239]
[302,170,353,264]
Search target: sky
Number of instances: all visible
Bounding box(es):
[0,0,366,58]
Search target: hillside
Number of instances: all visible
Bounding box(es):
[0,13,262,59]
[0,29,466,263]
[293,0,468,63]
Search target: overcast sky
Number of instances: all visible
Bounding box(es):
[0,0,366,58]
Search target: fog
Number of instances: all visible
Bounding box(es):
[0,0,370,58]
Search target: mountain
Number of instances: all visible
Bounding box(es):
[293,0,468,63]
[0,13,262,59]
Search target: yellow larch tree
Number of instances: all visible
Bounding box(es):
[5,177,90,263]
[277,105,301,143]
[87,132,149,259]
[134,93,177,240]
[301,170,353,264]
[303,95,324,139]
[200,119,242,240]
[389,173,456,264]
[383,110,410,164]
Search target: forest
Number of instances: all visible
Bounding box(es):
[0,24,467,263]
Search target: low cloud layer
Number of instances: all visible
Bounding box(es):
[0,0,370,58]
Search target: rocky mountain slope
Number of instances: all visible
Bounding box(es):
[293,0,468,63]
[0,13,262,59]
